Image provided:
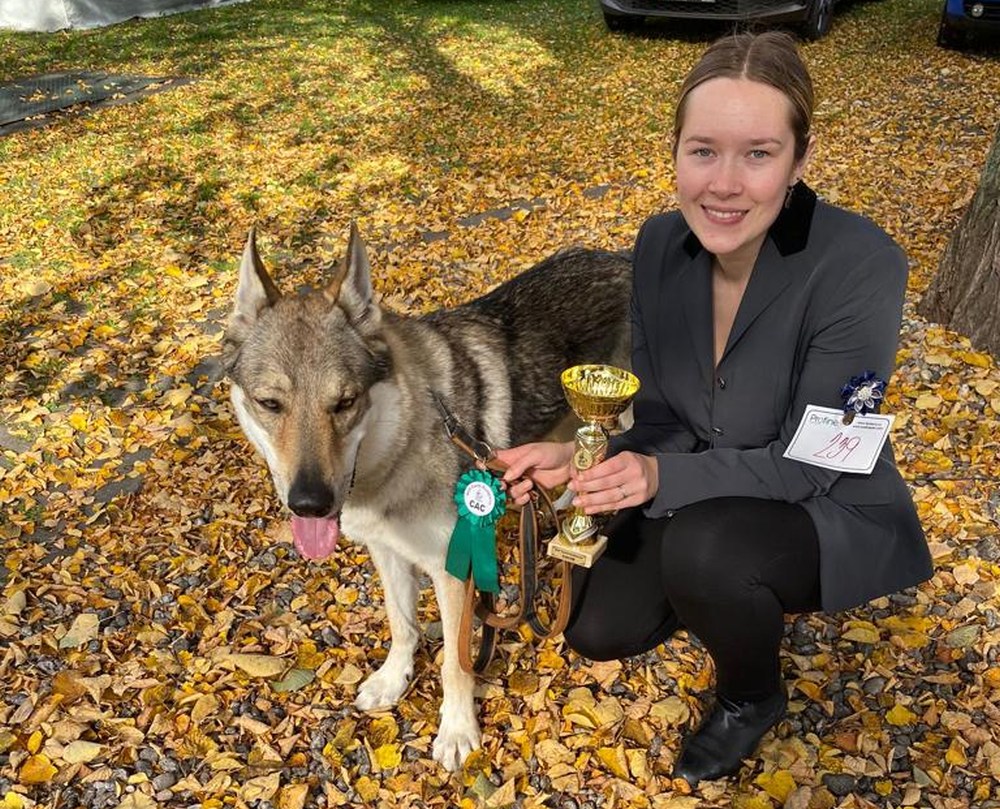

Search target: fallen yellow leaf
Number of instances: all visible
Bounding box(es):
[886,704,918,726]
[278,784,309,809]
[226,653,286,678]
[3,792,25,809]
[755,769,796,802]
[842,621,880,644]
[26,731,43,755]
[59,614,100,649]
[372,743,402,771]
[62,740,103,764]
[596,745,629,779]
[19,754,57,784]
[915,394,943,410]
[945,738,968,767]
[241,774,281,803]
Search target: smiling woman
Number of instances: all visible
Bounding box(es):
[495,29,931,786]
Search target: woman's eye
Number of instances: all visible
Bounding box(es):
[748,149,770,159]
[256,398,282,413]
[692,147,713,158]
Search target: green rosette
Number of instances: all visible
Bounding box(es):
[445,469,506,594]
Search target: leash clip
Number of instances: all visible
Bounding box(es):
[431,391,497,469]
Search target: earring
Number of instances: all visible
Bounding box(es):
[783,182,797,209]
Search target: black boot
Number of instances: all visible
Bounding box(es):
[672,690,787,784]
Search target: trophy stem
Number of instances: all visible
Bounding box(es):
[548,422,610,567]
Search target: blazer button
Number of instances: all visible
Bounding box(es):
[666,510,675,518]
[711,426,724,436]
[717,377,727,389]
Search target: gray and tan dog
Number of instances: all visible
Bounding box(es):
[222,224,630,769]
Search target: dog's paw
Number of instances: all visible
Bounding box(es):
[432,706,481,771]
[354,662,413,711]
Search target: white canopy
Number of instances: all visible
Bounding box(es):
[0,0,249,32]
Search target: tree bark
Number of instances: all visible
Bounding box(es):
[919,124,1000,357]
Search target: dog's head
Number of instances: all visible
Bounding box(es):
[222,224,391,560]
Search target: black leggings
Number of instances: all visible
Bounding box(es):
[564,497,822,701]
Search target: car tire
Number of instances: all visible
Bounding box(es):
[801,0,833,40]
[603,10,644,32]
[936,9,965,48]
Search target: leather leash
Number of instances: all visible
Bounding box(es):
[432,393,574,675]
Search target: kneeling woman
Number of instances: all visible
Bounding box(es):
[496,31,931,785]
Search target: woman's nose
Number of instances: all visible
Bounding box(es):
[707,160,741,196]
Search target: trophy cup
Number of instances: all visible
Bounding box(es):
[547,364,640,568]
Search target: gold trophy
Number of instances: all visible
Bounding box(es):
[547,364,640,568]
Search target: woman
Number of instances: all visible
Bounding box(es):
[495,31,932,785]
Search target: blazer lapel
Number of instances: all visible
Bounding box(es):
[719,237,793,366]
[719,183,818,365]
[672,249,714,385]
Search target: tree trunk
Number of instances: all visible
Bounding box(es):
[918,123,1000,357]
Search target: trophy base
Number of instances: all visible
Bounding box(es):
[547,532,608,568]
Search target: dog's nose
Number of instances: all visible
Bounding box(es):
[287,475,335,517]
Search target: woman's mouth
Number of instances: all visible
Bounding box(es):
[703,206,747,225]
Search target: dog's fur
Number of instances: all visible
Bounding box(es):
[222,225,631,769]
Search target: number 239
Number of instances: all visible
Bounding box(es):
[813,432,861,460]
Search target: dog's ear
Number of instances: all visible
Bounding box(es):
[222,227,281,375]
[325,222,380,327]
[234,226,281,321]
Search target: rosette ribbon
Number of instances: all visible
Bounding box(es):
[445,469,506,594]
[840,370,887,415]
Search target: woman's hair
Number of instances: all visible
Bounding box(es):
[673,31,814,161]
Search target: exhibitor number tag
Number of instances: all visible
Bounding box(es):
[783,405,894,475]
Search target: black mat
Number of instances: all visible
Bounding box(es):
[0,70,185,135]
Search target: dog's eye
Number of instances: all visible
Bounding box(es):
[256,398,282,413]
[330,396,356,415]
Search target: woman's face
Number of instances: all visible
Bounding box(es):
[675,76,811,272]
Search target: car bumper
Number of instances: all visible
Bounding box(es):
[601,0,810,22]
[944,0,1000,29]
[943,14,1000,33]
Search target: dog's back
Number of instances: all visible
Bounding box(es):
[421,248,632,445]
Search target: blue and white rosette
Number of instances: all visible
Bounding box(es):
[840,371,886,419]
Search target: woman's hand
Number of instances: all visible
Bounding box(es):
[493,441,574,505]
[571,451,659,514]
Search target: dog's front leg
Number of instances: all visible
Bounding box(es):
[429,569,480,771]
[355,541,419,711]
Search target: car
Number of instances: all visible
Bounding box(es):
[600,0,836,40]
[938,0,1000,47]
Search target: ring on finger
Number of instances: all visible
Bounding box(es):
[618,484,627,501]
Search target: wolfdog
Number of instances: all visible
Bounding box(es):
[222,224,630,769]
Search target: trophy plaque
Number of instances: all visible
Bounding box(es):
[547,364,640,568]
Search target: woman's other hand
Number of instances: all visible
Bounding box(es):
[572,451,659,514]
[494,441,574,505]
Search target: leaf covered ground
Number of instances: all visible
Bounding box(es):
[1,1,999,807]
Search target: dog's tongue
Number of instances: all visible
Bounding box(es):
[290,515,340,560]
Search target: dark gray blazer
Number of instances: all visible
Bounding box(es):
[610,183,932,612]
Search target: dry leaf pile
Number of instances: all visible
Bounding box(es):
[1,1,998,807]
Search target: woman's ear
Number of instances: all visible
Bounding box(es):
[795,134,817,180]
